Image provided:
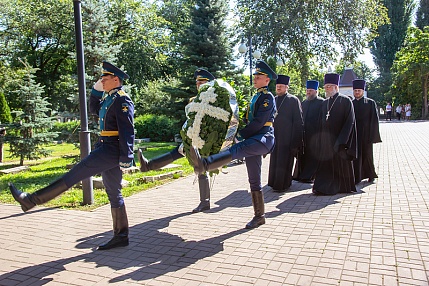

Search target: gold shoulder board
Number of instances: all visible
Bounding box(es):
[117,90,128,97]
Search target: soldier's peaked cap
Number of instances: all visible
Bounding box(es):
[101,61,129,80]
[253,60,278,80]
[194,68,215,81]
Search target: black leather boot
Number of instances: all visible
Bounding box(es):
[189,147,232,175]
[138,146,183,172]
[98,205,129,250]
[192,174,210,213]
[9,179,68,212]
[245,190,266,229]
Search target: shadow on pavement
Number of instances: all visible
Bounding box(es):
[265,188,364,217]
[0,206,59,221]
[0,211,248,285]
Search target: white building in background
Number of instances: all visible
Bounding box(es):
[339,67,357,98]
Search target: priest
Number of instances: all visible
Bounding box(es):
[268,75,303,192]
[312,73,357,195]
[352,79,382,184]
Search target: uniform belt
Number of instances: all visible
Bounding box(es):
[264,122,273,127]
[100,136,119,143]
[100,130,119,136]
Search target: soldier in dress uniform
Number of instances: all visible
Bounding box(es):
[138,68,214,213]
[189,60,277,229]
[9,61,135,250]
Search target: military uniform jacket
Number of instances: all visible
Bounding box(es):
[240,86,275,142]
[90,87,135,168]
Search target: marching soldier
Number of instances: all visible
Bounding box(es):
[138,68,215,213]
[9,61,134,250]
[189,60,277,229]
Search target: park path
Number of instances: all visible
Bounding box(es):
[0,120,428,286]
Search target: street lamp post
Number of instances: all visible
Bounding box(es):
[238,36,261,86]
[73,0,93,205]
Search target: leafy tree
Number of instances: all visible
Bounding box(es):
[391,27,429,119]
[0,0,76,112]
[0,91,12,124]
[110,0,173,89]
[234,0,388,85]
[416,0,429,30]
[369,0,415,74]
[168,0,235,125]
[8,63,58,165]
[369,0,415,108]
[134,76,180,117]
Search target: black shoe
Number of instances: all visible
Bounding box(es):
[9,183,36,212]
[312,189,327,196]
[192,201,210,213]
[245,216,265,229]
[138,148,149,172]
[368,178,375,183]
[98,236,129,250]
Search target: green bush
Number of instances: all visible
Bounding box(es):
[51,121,80,142]
[134,114,179,142]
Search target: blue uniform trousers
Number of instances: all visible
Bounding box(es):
[62,137,124,208]
[229,138,273,191]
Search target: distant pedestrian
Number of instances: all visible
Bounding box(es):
[405,103,411,120]
[396,104,403,121]
[385,102,392,121]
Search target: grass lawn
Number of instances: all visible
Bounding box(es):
[0,142,193,211]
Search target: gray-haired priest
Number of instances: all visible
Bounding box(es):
[312,73,357,195]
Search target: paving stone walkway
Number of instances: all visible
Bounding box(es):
[0,120,428,286]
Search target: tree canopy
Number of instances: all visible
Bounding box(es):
[234,0,388,84]
[391,27,429,119]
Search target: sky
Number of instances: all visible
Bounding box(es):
[358,48,376,70]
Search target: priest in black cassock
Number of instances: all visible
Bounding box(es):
[268,75,303,192]
[352,79,382,184]
[312,73,357,195]
[293,80,324,183]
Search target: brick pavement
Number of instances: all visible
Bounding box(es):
[0,120,428,286]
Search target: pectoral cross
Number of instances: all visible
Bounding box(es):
[326,111,330,121]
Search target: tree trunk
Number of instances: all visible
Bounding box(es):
[423,74,428,119]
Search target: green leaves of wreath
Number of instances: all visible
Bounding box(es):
[180,80,233,172]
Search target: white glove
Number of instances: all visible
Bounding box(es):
[93,79,103,91]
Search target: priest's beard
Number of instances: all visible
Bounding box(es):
[325,90,337,98]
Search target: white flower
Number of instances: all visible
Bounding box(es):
[186,86,230,148]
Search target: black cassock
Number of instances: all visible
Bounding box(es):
[352,97,382,183]
[268,93,303,191]
[313,93,357,195]
[293,96,324,182]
